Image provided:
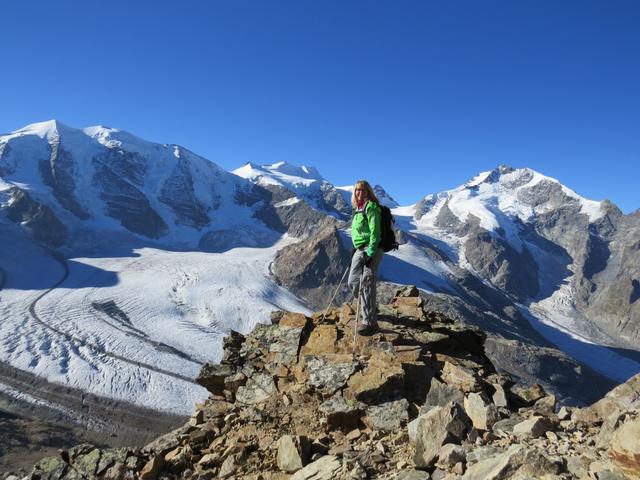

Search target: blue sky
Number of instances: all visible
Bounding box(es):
[2,0,639,212]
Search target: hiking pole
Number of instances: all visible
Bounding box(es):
[352,268,365,357]
[320,264,351,321]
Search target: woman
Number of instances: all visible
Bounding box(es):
[348,180,383,335]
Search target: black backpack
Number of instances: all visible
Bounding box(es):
[359,203,399,253]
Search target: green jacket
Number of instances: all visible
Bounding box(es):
[352,201,382,257]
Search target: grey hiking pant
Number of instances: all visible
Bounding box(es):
[348,248,383,326]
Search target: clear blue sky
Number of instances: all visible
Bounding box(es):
[2,0,639,212]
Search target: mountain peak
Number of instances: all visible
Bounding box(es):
[265,161,323,181]
[14,119,72,139]
[373,184,399,208]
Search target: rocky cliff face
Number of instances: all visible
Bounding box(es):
[581,211,640,344]
[272,225,352,310]
[15,288,640,480]
[4,186,68,247]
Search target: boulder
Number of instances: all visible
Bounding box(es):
[32,456,69,480]
[301,325,338,355]
[609,416,640,479]
[581,372,640,423]
[436,443,466,469]
[277,435,306,473]
[290,455,343,480]
[71,447,102,477]
[319,395,363,431]
[394,296,424,307]
[95,448,129,476]
[491,383,508,408]
[164,447,190,473]
[218,453,241,478]
[423,377,465,410]
[492,416,525,437]
[512,416,551,438]
[461,444,557,480]
[395,285,420,297]
[139,454,164,480]
[365,398,410,432]
[279,312,310,328]
[597,412,629,449]
[464,392,499,431]
[533,394,556,415]
[305,355,357,394]
[196,363,236,395]
[269,326,305,364]
[393,471,431,480]
[235,372,277,405]
[441,362,481,393]
[412,401,470,468]
[511,383,546,406]
[347,362,405,404]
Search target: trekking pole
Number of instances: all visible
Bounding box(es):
[320,264,351,321]
[352,268,365,357]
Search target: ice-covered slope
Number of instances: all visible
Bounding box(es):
[0,225,310,413]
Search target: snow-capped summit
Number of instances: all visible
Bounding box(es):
[413,165,604,235]
[234,161,324,187]
[0,120,269,249]
[266,161,323,181]
[9,119,71,140]
[234,161,351,219]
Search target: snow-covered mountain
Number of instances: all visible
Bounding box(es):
[0,121,316,415]
[1,121,638,425]
[233,161,400,220]
[233,161,353,219]
[0,120,279,251]
[391,164,640,381]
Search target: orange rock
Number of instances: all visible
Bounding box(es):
[346,363,405,404]
[394,304,425,319]
[139,454,165,480]
[300,325,338,355]
[394,345,423,363]
[393,296,424,308]
[280,313,309,329]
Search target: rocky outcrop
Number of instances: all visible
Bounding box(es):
[415,288,617,406]
[272,224,351,309]
[255,184,340,239]
[4,187,68,247]
[464,230,539,301]
[582,211,640,343]
[93,159,169,239]
[159,156,211,229]
[39,141,90,220]
[318,182,351,219]
[16,287,639,480]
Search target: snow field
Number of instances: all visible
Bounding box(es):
[0,237,310,414]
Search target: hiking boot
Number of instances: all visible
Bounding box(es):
[357,322,378,336]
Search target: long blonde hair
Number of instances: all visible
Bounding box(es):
[351,180,380,208]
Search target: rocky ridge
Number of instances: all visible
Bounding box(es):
[12,287,639,480]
